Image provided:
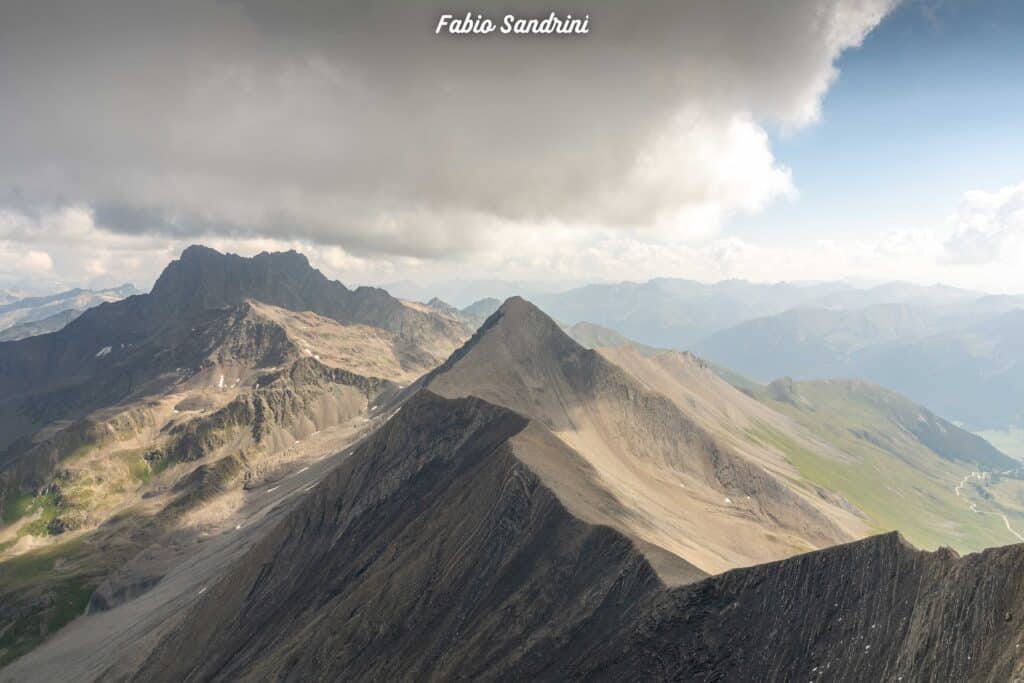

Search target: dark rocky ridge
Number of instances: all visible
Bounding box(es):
[581,533,1024,682]
[130,391,1024,682]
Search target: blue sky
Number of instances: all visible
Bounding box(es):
[736,0,1024,247]
[0,1,1021,293]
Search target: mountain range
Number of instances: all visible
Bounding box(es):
[2,247,1023,680]
[695,304,1024,431]
[402,277,1024,432]
[0,285,139,342]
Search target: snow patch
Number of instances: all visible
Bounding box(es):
[95,346,112,358]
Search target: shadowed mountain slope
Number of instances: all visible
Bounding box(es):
[128,392,1024,682]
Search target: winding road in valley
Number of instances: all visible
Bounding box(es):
[954,471,1024,543]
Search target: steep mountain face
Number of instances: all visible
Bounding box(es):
[422,298,866,575]
[4,281,1024,680]
[0,284,138,336]
[0,296,415,536]
[124,392,1024,682]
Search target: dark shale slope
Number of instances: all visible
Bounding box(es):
[576,532,1024,682]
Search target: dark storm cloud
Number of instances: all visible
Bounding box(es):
[0,0,894,258]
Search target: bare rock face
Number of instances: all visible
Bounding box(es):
[130,392,1024,682]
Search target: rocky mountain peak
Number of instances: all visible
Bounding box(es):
[428,296,583,380]
[149,245,330,317]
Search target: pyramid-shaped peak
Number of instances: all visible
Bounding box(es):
[428,296,582,381]
[485,296,566,338]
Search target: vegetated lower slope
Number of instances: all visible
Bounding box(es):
[0,299,402,666]
[421,298,868,575]
[745,377,1024,553]
[130,391,1024,682]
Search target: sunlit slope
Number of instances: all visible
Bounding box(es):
[747,378,1023,553]
[424,298,867,575]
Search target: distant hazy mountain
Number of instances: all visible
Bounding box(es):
[0,284,139,336]
[563,320,661,356]
[696,304,1024,430]
[531,278,986,349]
[425,296,502,327]
[383,278,572,309]
[0,308,82,342]
[460,297,501,322]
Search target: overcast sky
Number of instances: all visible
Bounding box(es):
[1,0,1022,295]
